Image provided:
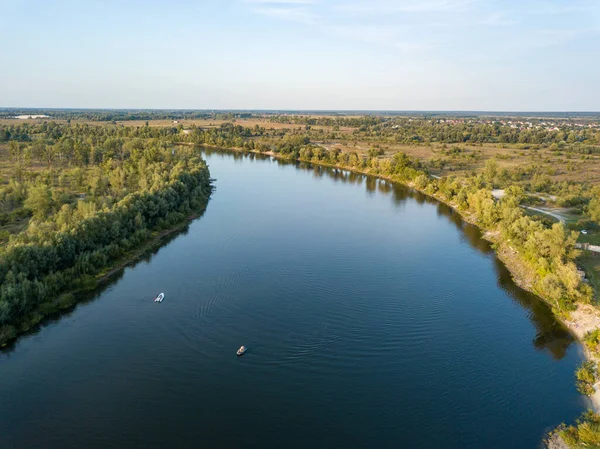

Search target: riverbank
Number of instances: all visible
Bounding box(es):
[0,203,210,349]
[201,144,600,411]
[486,235,600,414]
[95,211,205,285]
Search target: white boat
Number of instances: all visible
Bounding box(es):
[154,293,165,302]
[237,346,247,356]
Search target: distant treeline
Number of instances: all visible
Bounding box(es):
[267,116,600,147]
[2,109,600,121]
[0,109,254,122]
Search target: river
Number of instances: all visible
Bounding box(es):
[0,148,587,448]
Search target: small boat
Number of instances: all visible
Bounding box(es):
[154,293,165,303]
[237,346,247,356]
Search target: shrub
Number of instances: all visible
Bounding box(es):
[585,329,600,355]
[558,411,600,448]
[576,361,598,396]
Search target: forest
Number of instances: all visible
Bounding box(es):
[0,109,252,122]
[0,123,212,345]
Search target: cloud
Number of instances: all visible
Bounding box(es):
[334,0,477,15]
[327,24,428,52]
[527,0,598,15]
[479,13,517,26]
[242,0,315,3]
[251,5,318,24]
[240,0,598,60]
[241,0,318,24]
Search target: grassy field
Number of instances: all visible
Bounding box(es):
[4,117,600,184]
[127,119,600,185]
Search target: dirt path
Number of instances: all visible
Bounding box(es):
[523,206,567,224]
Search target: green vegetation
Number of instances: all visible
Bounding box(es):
[575,361,598,396]
[268,114,600,148]
[0,108,246,122]
[585,329,600,355]
[0,123,211,346]
[553,411,600,448]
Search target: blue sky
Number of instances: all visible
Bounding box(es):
[1,0,599,110]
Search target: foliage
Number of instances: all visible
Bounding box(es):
[585,329,600,355]
[575,361,598,396]
[23,184,53,220]
[558,410,600,448]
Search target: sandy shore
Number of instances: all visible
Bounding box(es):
[561,305,600,411]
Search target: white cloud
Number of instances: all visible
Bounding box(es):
[479,13,517,26]
[333,0,477,15]
[527,0,598,15]
[242,0,316,4]
[251,5,318,24]
[327,24,428,52]
[239,0,598,62]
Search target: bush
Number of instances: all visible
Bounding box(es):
[57,293,76,310]
[576,361,598,396]
[558,411,600,448]
[585,329,600,355]
[367,148,384,158]
[0,324,17,346]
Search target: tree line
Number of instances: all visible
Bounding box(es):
[0,109,257,122]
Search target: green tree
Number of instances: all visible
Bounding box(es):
[24,184,53,220]
[588,197,600,222]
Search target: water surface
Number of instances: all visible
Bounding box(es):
[0,149,586,448]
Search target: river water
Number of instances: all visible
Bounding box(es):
[0,148,587,448]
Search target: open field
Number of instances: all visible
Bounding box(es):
[4,116,600,185]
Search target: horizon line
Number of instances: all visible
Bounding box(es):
[2,107,600,115]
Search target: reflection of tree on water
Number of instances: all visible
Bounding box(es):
[429,194,574,359]
[291,157,576,360]
[365,177,377,195]
[198,148,575,360]
[0,211,206,354]
[493,257,574,360]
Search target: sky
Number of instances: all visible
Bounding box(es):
[1,0,599,111]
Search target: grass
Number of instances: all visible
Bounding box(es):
[4,116,600,181]
[147,121,600,184]
[0,217,30,236]
[523,207,561,224]
[578,252,600,302]
[577,232,600,246]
